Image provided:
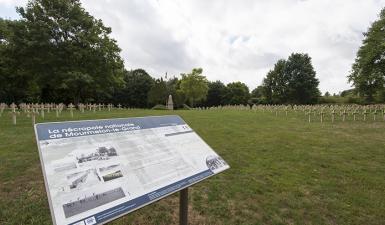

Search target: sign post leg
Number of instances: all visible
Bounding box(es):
[179,188,188,225]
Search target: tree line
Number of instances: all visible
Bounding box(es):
[114,68,251,108]
[0,0,383,106]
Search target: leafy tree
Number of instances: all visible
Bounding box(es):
[1,0,125,103]
[206,81,227,106]
[348,8,385,102]
[284,53,320,104]
[179,68,209,107]
[324,91,330,97]
[261,76,273,104]
[61,71,94,103]
[224,82,250,105]
[0,19,14,102]
[0,18,41,103]
[340,89,356,97]
[261,59,288,103]
[251,86,264,99]
[261,53,320,104]
[115,69,154,107]
[147,78,168,106]
[250,85,264,104]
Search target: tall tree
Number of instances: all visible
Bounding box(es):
[261,53,320,104]
[224,82,250,105]
[250,85,264,104]
[147,78,168,106]
[179,68,209,107]
[0,18,40,103]
[285,53,320,104]
[115,69,154,107]
[206,81,227,106]
[261,75,273,104]
[348,8,385,102]
[3,0,125,103]
[262,59,288,104]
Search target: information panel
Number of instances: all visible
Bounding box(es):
[34,115,229,225]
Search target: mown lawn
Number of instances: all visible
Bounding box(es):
[0,109,384,225]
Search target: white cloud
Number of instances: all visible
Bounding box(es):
[1,0,385,94]
[0,0,26,18]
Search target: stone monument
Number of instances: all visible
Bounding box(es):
[167,95,174,110]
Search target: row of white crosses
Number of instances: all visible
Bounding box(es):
[305,105,385,123]
[1,102,124,125]
[3,102,384,124]
[194,104,251,111]
[303,105,384,122]
[193,104,385,123]
[280,104,385,122]
[56,103,116,118]
[69,103,117,116]
[7,102,42,125]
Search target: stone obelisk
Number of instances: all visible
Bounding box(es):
[167,95,174,110]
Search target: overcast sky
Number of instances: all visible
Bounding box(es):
[1,0,385,94]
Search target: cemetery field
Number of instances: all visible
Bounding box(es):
[1,109,385,225]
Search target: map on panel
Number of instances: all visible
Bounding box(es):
[34,115,229,225]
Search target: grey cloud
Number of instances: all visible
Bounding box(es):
[228,51,283,70]
[82,0,196,76]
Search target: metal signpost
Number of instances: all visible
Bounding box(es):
[179,188,189,225]
[34,115,229,225]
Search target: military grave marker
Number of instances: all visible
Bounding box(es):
[68,103,75,118]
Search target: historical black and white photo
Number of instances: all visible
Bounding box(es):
[76,146,118,164]
[62,187,125,218]
[67,169,102,189]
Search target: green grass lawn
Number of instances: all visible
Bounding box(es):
[1,109,384,225]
